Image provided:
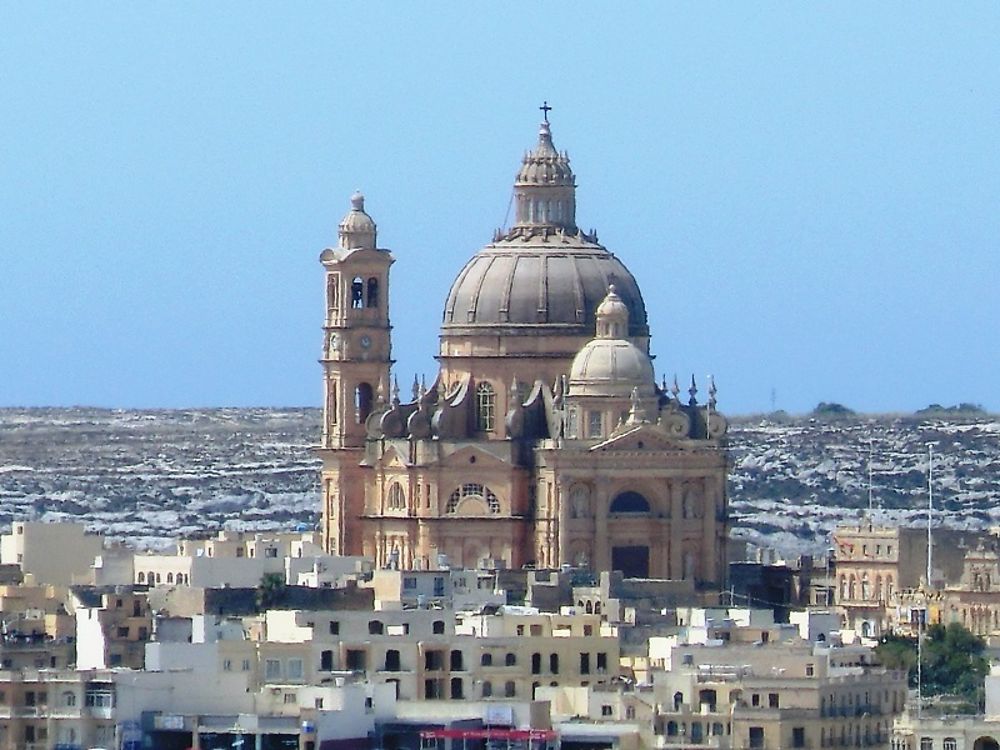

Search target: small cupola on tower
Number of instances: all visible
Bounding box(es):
[338,191,377,250]
[513,104,577,231]
[595,284,629,339]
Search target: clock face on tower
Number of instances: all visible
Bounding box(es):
[359,334,372,350]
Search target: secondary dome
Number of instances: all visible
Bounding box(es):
[441,119,648,339]
[569,339,656,398]
[568,286,656,398]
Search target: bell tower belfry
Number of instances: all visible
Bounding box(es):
[317,192,393,554]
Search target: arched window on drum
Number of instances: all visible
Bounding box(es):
[476,382,496,432]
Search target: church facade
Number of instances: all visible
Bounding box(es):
[316,117,728,588]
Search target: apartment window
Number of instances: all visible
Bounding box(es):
[482,681,493,697]
[531,653,542,675]
[450,677,464,700]
[432,620,445,635]
[920,739,933,750]
[284,693,296,705]
[530,624,543,636]
[768,693,779,708]
[749,727,764,749]
[424,650,444,671]
[601,705,613,717]
[315,698,324,709]
[385,650,401,672]
[425,679,444,700]
[368,620,384,635]
[329,621,340,635]
[403,577,417,590]
[580,653,591,675]
[751,694,760,707]
[346,650,366,671]
[287,658,304,681]
[63,691,75,707]
[597,652,607,672]
[481,653,493,667]
[264,659,281,680]
[505,681,516,698]
[516,625,525,636]
[265,547,278,558]
[549,653,559,674]
[806,664,814,677]
[583,624,593,636]
[223,659,233,671]
[117,627,129,638]
[241,659,251,671]
[944,739,958,750]
[320,651,333,671]
[506,653,517,667]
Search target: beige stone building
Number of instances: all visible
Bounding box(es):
[317,115,728,588]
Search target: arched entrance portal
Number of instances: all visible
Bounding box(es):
[974,737,1000,750]
[612,545,649,578]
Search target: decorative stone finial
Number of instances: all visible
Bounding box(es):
[708,375,718,410]
[688,374,698,406]
[392,376,400,406]
[411,374,420,402]
[671,375,680,402]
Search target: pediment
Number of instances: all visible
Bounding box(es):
[439,444,510,470]
[589,424,681,453]
[379,444,409,468]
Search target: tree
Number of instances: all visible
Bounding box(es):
[256,572,286,611]
[875,623,988,711]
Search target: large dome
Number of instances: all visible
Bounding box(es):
[441,119,648,339]
[442,238,647,336]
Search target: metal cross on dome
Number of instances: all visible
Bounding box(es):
[539,101,552,123]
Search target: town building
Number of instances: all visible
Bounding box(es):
[317,114,728,587]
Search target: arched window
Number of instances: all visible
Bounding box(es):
[366,277,379,308]
[356,383,373,424]
[137,572,145,583]
[481,653,493,667]
[609,491,650,514]
[943,738,957,750]
[446,483,500,514]
[505,681,516,697]
[166,572,174,584]
[482,681,493,697]
[351,277,364,308]
[387,483,406,510]
[531,653,541,675]
[505,653,516,666]
[549,654,559,674]
[476,382,496,431]
[920,739,933,750]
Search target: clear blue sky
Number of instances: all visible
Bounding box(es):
[2,4,997,414]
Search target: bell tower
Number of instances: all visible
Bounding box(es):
[317,192,393,554]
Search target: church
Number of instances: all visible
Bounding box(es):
[316,112,728,588]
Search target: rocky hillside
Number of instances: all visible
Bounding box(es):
[0,408,997,554]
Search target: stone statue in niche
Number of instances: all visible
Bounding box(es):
[569,486,589,519]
